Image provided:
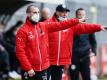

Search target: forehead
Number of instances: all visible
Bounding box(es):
[30,6,39,12]
[42,8,50,13]
[77,10,86,14]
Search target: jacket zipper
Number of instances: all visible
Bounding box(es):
[35,28,42,71]
[57,31,61,65]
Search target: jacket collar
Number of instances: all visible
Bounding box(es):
[25,18,35,27]
[51,14,58,22]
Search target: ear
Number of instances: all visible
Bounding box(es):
[27,13,30,18]
[56,11,59,15]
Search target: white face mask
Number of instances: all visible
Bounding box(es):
[58,16,67,21]
[31,14,40,23]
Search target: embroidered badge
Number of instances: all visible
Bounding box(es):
[28,32,35,39]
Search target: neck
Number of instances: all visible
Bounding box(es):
[30,20,37,25]
[54,13,60,21]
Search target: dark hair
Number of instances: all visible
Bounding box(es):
[75,8,85,15]
[26,5,36,13]
[5,21,23,36]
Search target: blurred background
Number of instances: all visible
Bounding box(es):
[0,0,107,80]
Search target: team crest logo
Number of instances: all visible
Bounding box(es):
[28,32,35,39]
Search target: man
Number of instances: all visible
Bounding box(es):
[16,5,86,80]
[69,8,97,80]
[46,5,107,80]
[0,22,22,79]
[40,7,50,22]
[4,21,23,79]
[0,32,10,80]
[46,4,71,80]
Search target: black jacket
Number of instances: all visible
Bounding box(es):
[73,34,97,55]
[0,32,15,54]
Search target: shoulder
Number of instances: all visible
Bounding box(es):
[17,24,28,35]
[45,16,56,22]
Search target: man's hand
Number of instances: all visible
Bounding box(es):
[90,52,96,56]
[0,44,5,51]
[27,69,35,77]
[101,26,107,31]
[89,49,96,56]
[64,65,70,75]
[78,18,88,23]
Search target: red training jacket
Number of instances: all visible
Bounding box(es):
[46,15,101,66]
[16,18,79,71]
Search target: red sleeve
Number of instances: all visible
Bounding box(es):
[73,23,101,35]
[16,29,32,71]
[45,18,79,33]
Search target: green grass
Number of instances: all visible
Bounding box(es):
[102,77,107,80]
[0,78,20,80]
[99,78,107,80]
[9,78,21,80]
[98,76,107,80]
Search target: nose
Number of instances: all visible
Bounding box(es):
[64,13,67,17]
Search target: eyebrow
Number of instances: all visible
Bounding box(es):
[32,11,40,13]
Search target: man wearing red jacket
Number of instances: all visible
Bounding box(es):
[46,4,107,80]
[16,5,86,80]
